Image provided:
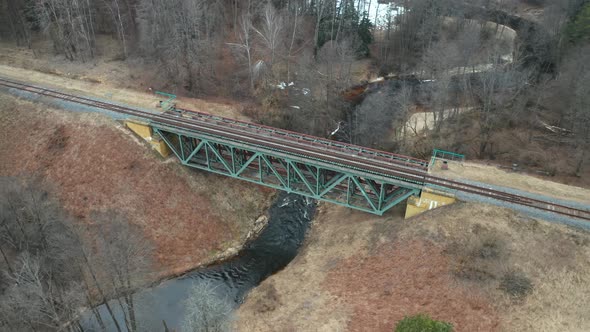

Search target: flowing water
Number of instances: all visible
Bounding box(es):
[81,192,316,331]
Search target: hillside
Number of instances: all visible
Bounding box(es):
[236,201,590,331]
[0,94,273,278]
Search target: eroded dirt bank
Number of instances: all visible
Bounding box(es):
[236,202,590,331]
[0,95,274,278]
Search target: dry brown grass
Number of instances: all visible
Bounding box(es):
[430,160,590,204]
[400,203,590,331]
[324,240,500,332]
[0,95,273,279]
[237,199,590,332]
[236,204,500,332]
[0,36,250,121]
[0,62,249,120]
[504,268,590,331]
[236,205,383,332]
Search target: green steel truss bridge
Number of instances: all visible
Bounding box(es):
[3,76,589,221]
[0,77,428,215]
[151,110,429,215]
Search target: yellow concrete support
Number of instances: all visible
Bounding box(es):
[405,187,456,219]
[124,120,171,157]
[150,135,171,158]
[126,120,152,139]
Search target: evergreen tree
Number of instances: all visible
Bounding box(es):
[316,0,372,58]
[566,3,590,44]
[357,13,373,57]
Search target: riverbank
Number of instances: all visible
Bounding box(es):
[236,201,590,331]
[80,193,316,330]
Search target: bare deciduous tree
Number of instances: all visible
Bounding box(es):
[36,0,96,61]
[230,13,255,92]
[1,0,33,48]
[0,177,157,331]
[182,281,234,332]
[544,44,590,175]
[76,210,156,332]
[253,3,284,68]
[0,177,84,331]
[467,54,531,158]
[352,82,413,149]
[137,0,224,93]
[101,0,130,58]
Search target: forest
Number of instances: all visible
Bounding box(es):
[0,0,588,174]
[1,0,590,331]
[0,177,157,330]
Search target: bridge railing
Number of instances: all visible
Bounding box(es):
[429,149,465,170]
[174,107,430,169]
[151,122,424,215]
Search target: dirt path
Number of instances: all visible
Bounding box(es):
[404,107,473,134]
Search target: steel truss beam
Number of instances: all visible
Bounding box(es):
[153,125,421,215]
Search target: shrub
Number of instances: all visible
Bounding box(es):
[395,314,453,332]
[473,235,502,260]
[499,270,533,298]
[446,231,503,282]
[519,151,544,167]
[182,281,235,332]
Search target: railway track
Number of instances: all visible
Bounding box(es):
[0,77,429,184]
[423,176,590,221]
[1,77,588,222]
[170,107,429,169]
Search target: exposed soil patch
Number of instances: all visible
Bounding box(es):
[0,95,273,278]
[250,282,282,314]
[324,241,499,332]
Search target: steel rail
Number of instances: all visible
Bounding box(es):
[170,107,429,169]
[423,176,590,220]
[155,112,428,178]
[157,111,590,220]
[0,77,429,183]
[162,112,426,175]
[171,109,426,171]
[151,118,427,185]
[1,77,588,221]
[150,116,590,221]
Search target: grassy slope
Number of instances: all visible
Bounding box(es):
[0,95,274,279]
[236,202,590,331]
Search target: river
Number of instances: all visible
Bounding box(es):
[81,192,316,331]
